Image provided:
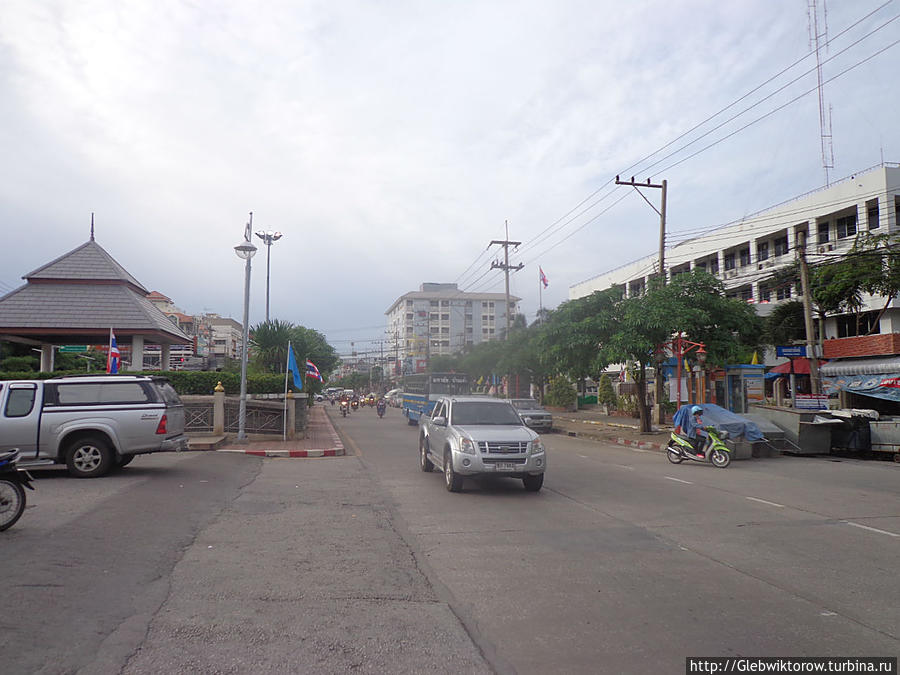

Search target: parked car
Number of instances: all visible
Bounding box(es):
[510,398,553,431]
[418,396,545,492]
[0,374,188,478]
[385,388,402,407]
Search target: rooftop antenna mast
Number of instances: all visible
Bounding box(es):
[808,0,834,186]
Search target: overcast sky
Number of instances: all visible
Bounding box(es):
[1,0,897,356]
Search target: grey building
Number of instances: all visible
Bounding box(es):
[385,283,520,374]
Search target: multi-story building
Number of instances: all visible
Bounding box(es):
[207,315,244,368]
[385,282,521,374]
[571,164,900,345]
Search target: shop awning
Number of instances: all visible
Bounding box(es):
[820,355,900,402]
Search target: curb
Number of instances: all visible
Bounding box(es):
[557,428,668,453]
[217,447,344,458]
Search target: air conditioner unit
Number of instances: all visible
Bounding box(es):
[817,246,826,254]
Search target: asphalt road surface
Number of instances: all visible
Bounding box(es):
[332,405,900,673]
[3,404,898,674]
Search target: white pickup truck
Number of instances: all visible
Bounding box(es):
[0,375,188,478]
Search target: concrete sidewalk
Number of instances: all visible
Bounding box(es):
[552,408,673,452]
[217,404,345,457]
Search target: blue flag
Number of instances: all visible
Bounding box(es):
[287,343,303,390]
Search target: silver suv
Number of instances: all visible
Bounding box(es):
[418,396,546,492]
[0,375,188,478]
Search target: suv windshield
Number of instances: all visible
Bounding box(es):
[511,399,539,408]
[451,402,522,426]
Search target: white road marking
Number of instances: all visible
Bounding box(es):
[820,611,837,617]
[842,521,899,538]
[665,476,693,484]
[612,464,635,470]
[746,496,785,508]
[577,454,589,459]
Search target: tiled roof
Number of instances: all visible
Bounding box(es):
[24,240,147,292]
[0,283,190,342]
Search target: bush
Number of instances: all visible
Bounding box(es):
[545,376,577,408]
[597,374,617,408]
[1,356,38,372]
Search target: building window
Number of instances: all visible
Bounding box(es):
[441,314,449,320]
[817,222,830,244]
[406,300,413,307]
[776,284,791,301]
[430,313,439,321]
[709,259,719,274]
[759,287,771,302]
[441,327,449,334]
[482,314,489,321]
[487,302,495,309]
[430,300,439,307]
[739,248,750,267]
[482,328,489,334]
[836,214,857,239]
[774,236,789,256]
[867,200,880,229]
[757,242,769,261]
[739,287,753,301]
[406,312,413,320]
[441,300,449,306]
[724,253,736,271]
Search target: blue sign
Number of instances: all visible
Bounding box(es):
[776,345,807,358]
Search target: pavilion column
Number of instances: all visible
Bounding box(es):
[161,343,171,371]
[40,344,55,373]
[130,335,145,371]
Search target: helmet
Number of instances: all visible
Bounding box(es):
[691,405,703,415]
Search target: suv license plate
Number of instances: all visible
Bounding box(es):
[493,462,517,471]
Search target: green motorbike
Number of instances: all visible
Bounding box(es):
[666,426,732,468]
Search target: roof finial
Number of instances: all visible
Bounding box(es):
[90,213,95,241]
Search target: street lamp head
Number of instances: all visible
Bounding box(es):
[697,346,708,365]
[255,230,283,244]
[234,240,257,260]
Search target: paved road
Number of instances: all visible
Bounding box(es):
[332,405,900,673]
[4,405,897,674]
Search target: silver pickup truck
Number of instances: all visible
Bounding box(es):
[0,375,188,477]
[419,395,546,492]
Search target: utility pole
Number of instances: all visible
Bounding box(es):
[490,220,524,340]
[616,176,668,424]
[796,230,822,395]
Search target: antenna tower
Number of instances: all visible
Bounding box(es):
[808,0,834,185]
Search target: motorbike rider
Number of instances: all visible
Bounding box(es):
[376,397,386,415]
[687,405,709,456]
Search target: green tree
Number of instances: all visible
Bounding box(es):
[597,373,617,408]
[545,375,577,408]
[763,300,806,347]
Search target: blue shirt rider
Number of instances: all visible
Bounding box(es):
[688,405,708,456]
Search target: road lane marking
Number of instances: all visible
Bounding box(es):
[612,464,635,470]
[842,521,899,538]
[665,476,693,484]
[746,496,785,508]
[577,454,589,458]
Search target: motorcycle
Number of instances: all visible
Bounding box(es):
[666,426,732,468]
[350,399,359,411]
[340,400,349,417]
[0,448,36,531]
[376,401,386,418]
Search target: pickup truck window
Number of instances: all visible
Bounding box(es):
[5,384,37,418]
[55,382,153,406]
[451,402,521,426]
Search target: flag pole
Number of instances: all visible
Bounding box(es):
[107,327,113,373]
[283,341,290,441]
[539,270,543,325]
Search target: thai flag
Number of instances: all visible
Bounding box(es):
[306,359,323,382]
[107,329,120,374]
[539,267,549,289]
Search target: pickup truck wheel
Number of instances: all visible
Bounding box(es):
[522,473,544,492]
[419,437,434,472]
[444,449,463,493]
[66,436,114,478]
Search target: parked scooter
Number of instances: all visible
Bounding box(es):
[0,448,35,531]
[666,426,732,468]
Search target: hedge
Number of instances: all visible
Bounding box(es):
[0,370,289,395]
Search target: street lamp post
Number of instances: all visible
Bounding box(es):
[235,215,258,442]
[254,230,283,322]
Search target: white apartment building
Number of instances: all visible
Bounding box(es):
[571,164,900,343]
[207,316,244,367]
[385,282,521,374]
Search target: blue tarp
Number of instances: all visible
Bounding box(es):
[672,403,765,442]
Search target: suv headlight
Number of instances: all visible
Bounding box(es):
[531,439,545,455]
[459,438,476,455]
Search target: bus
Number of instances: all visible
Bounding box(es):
[402,372,470,425]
